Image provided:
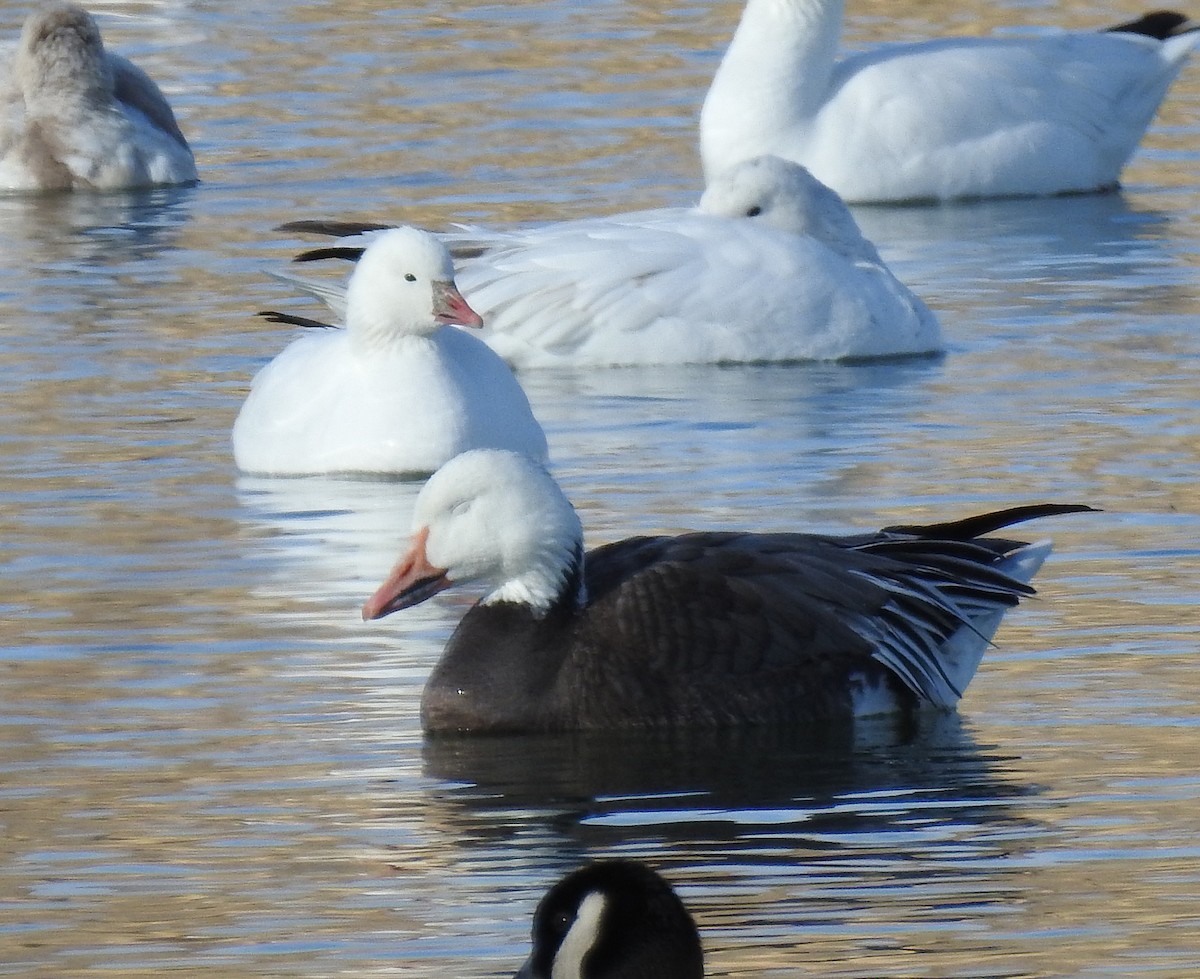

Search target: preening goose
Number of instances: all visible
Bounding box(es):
[232,228,547,478]
[700,2,1199,202]
[276,155,941,367]
[361,448,1091,733]
[0,2,197,191]
[514,861,703,979]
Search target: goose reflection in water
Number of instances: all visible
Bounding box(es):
[416,714,1038,863]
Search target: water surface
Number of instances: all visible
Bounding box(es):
[2,1,1199,976]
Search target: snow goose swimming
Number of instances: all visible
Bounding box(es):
[0,2,196,191]
[361,448,1092,734]
[276,155,942,367]
[232,228,548,478]
[514,861,703,979]
[700,3,1200,202]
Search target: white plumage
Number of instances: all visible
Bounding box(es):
[700,1,1199,202]
[278,156,941,367]
[232,227,548,479]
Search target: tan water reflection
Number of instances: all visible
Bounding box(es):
[2,0,1199,976]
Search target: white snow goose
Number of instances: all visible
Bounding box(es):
[361,448,1092,733]
[274,155,942,367]
[0,2,197,191]
[700,3,1200,202]
[514,861,703,979]
[232,228,548,478]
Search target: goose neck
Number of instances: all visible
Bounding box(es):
[346,313,437,353]
[483,541,586,618]
[702,0,844,176]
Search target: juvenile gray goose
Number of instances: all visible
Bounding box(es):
[362,449,1091,734]
[0,2,196,191]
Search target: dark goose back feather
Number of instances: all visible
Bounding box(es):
[420,503,1092,733]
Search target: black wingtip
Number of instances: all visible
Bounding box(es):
[257,310,337,329]
[884,503,1100,541]
[292,246,367,264]
[1106,10,1195,39]
[276,219,395,237]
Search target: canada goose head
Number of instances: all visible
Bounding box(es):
[514,861,704,979]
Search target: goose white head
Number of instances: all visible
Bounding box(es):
[698,154,880,261]
[16,3,112,107]
[344,226,484,349]
[362,449,584,620]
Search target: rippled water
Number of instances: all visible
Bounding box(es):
[2,1,1199,976]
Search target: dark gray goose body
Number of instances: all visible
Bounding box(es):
[362,449,1091,734]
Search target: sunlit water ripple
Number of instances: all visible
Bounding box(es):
[1,1,1199,976]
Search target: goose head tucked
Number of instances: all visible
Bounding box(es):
[344,226,484,351]
[698,155,880,262]
[514,861,704,979]
[16,3,112,111]
[362,449,584,620]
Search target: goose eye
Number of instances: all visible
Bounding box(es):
[450,499,472,517]
[552,909,574,934]
[404,273,417,282]
[745,205,763,217]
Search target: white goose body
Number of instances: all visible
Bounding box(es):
[278,156,941,367]
[232,228,548,479]
[0,3,196,192]
[362,449,1090,734]
[700,2,1199,202]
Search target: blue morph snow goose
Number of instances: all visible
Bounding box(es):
[362,448,1091,733]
